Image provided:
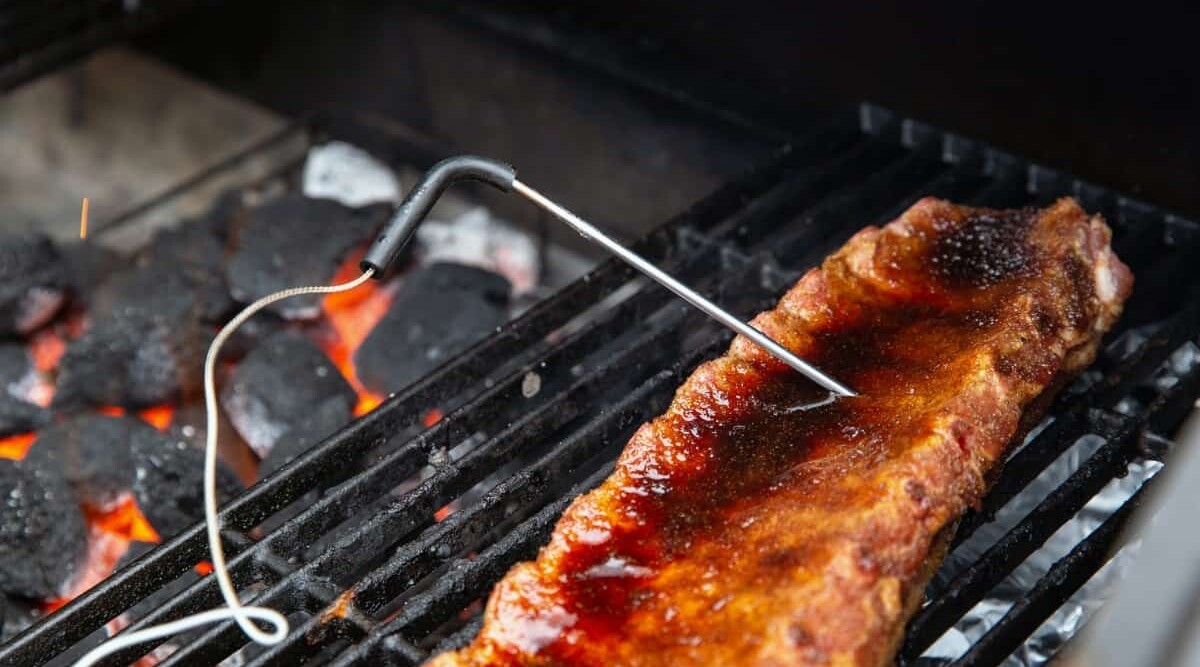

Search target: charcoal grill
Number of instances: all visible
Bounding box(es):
[3,4,1200,667]
[0,103,1194,667]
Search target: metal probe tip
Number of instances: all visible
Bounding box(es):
[511,179,857,398]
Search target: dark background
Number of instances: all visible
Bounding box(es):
[142,1,1200,217]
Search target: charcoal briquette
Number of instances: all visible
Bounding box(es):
[0,234,67,336]
[23,414,149,508]
[260,394,354,476]
[0,457,86,600]
[53,312,208,410]
[220,330,356,457]
[226,194,386,320]
[355,262,510,395]
[131,431,244,539]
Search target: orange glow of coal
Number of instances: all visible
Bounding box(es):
[43,496,164,614]
[29,327,66,372]
[96,405,125,417]
[0,432,36,460]
[87,494,161,544]
[195,561,214,575]
[322,249,393,417]
[43,526,129,613]
[137,404,175,431]
[422,408,444,428]
[434,504,453,522]
[43,493,161,613]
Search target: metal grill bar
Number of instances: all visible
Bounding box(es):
[902,413,1140,657]
[331,464,618,667]
[948,481,1151,667]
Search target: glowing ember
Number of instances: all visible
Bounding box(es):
[43,495,162,613]
[96,405,125,417]
[29,327,66,372]
[322,249,393,416]
[87,493,161,544]
[0,432,36,459]
[434,504,453,522]
[422,408,444,428]
[43,526,128,613]
[137,405,176,431]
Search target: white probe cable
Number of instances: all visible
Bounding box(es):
[75,268,376,667]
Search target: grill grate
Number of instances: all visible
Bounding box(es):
[3,104,1199,667]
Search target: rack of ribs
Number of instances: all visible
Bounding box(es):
[429,197,1133,667]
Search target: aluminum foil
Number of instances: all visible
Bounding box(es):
[921,436,1160,666]
[920,333,1200,665]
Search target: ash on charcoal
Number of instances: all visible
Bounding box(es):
[302,141,402,207]
[226,194,387,320]
[55,241,123,307]
[23,414,154,508]
[220,330,356,458]
[0,344,47,436]
[0,344,34,394]
[0,234,67,336]
[355,262,510,395]
[0,457,86,600]
[131,430,243,538]
[416,207,541,295]
[53,312,209,409]
[260,394,353,476]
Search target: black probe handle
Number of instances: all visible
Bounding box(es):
[360,155,517,275]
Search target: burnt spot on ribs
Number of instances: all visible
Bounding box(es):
[0,234,67,336]
[23,414,151,509]
[0,457,86,600]
[226,195,387,320]
[355,262,510,395]
[929,208,1038,287]
[52,312,208,410]
[220,330,356,458]
[131,430,244,538]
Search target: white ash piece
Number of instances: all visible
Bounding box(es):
[416,207,541,296]
[302,141,402,207]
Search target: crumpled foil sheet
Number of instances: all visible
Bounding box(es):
[921,335,1200,666]
[922,438,1160,666]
